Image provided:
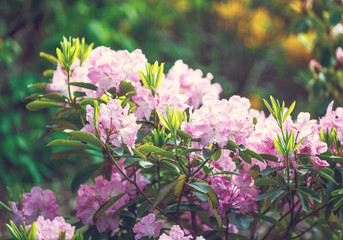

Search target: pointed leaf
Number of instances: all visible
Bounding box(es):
[254,179,279,187]
[297,187,322,203]
[259,154,279,163]
[297,192,309,213]
[228,213,250,229]
[47,139,98,151]
[283,101,295,122]
[71,164,101,193]
[245,149,264,163]
[187,182,210,193]
[255,189,278,201]
[26,101,64,111]
[93,190,133,222]
[69,82,97,90]
[40,52,58,65]
[151,176,186,210]
[250,212,284,229]
[260,167,284,176]
[67,131,103,148]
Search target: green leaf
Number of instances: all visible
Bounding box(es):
[254,179,279,187]
[47,139,98,151]
[260,167,284,176]
[255,189,278,201]
[135,127,152,144]
[133,149,146,161]
[124,158,142,166]
[28,82,49,91]
[139,160,154,168]
[333,197,343,211]
[205,190,222,227]
[180,148,202,156]
[44,92,69,102]
[250,212,284,229]
[117,81,135,97]
[177,129,192,140]
[165,203,203,213]
[239,151,251,164]
[283,101,295,122]
[151,176,186,210]
[28,221,37,240]
[71,164,101,193]
[26,100,64,111]
[297,187,322,203]
[214,170,241,176]
[212,149,222,161]
[310,168,338,185]
[93,191,133,222]
[203,148,214,160]
[297,192,309,213]
[259,154,279,162]
[227,140,240,150]
[0,201,12,214]
[67,131,103,149]
[187,182,210,193]
[138,144,163,153]
[40,52,58,65]
[228,213,250,229]
[69,82,97,91]
[245,149,264,163]
[271,189,286,203]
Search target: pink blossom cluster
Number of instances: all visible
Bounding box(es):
[166,60,222,109]
[47,58,97,99]
[132,59,222,120]
[243,109,329,170]
[206,151,260,217]
[132,79,190,120]
[76,161,149,233]
[27,216,75,240]
[319,101,343,146]
[81,99,141,150]
[133,213,164,239]
[11,186,59,226]
[182,94,253,147]
[87,47,147,97]
[159,225,205,240]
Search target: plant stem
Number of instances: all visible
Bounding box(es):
[67,68,74,103]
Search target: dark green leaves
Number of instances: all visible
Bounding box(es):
[187,182,210,193]
[71,164,101,193]
[26,100,64,111]
[228,213,250,229]
[69,82,97,91]
[47,139,99,151]
[297,187,322,203]
[250,212,284,229]
[67,131,103,149]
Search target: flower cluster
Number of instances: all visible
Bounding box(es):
[182,94,253,147]
[87,47,147,97]
[133,213,164,240]
[82,99,141,150]
[319,101,343,146]
[11,186,59,226]
[76,162,149,233]
[159,225,205,240]
[27,216,75,240]
[206,151,260,217]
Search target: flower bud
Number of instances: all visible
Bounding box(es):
[309,59,322,74]
[336,47,343,64]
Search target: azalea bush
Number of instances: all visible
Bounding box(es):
[2,36,343,240]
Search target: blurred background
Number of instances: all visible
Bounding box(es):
[1,0,343,237]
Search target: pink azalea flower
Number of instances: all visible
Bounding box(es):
[133,213,164,239]
[46,59,97,99]
[11,186,59,226]
[182,94,253,147]
[75,175,130,233]
[87,47,147,97]
[27,216,75,240]
[159,225,192,240]
[166,60,222,109]
[336,47,343,64]
[81,99,141,150]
